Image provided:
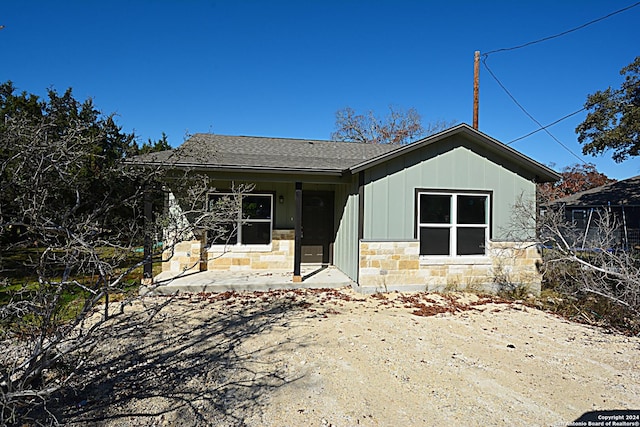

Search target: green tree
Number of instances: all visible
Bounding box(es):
[0,82,167,423]
[576,56,640,162]
[0,82,174,246]
[0,81,42,120]
[0,82,249,424]
[135,132,172,155]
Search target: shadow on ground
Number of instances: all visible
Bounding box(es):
[50,293,314,426]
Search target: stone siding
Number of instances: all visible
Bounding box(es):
[358,241,426,292]
[162,233,542,295]
[358,240,542,294]
[206,230,295,271]
[162,240,203,275]
[162,230,295,275]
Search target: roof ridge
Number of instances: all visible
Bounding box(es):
[190,132,399,147]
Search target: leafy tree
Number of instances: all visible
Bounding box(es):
[0,81,42,120]
[0,82,174,246]
[134,132,172,155]
[331,105,455,145]
[1,83,130,244]
[537,163,615,202]
[0,89,149,423]
[0,82,252,424]
[0,82,170,423]
[576,56,640,162]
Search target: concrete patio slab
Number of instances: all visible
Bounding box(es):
[140,265,355,295]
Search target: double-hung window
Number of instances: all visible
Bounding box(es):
[207,193,273,246]
[417,191,490,256]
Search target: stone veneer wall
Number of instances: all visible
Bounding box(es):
[162,239,203,275]
[162,230,296,275]
[358,240,542,294]
[206,229,295,271]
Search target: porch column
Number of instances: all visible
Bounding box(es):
[356,171,365,283]
[293,181,303,282]
[142,185,154,285]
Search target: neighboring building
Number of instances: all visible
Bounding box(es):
[548,175,640,250]
[134,124,559,294]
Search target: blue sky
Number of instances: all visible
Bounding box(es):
[1,1,639,179]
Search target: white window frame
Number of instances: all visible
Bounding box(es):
[416,190,490,258]
[207,192,273,250]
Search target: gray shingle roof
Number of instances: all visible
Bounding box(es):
[552,175,640,206]
[130,124,559,182]
[134,134,397,173]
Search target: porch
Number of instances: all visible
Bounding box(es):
[141,264,354,296]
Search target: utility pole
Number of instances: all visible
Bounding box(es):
[473,50,480,130]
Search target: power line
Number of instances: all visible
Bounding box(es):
[483,1,640,57]
[482,57,588,164]
[477,2,640,163]
[506,107,586,145]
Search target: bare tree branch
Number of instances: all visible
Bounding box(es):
[332,105,455,145]
[509,195,640,320]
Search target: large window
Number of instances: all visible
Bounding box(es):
[207,193,273,246]
[417,191,490,256]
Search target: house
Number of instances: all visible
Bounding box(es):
[547,174,640,250]
[135,124,559,294]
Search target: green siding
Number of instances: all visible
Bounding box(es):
[207,175,361,280]
[333,177,359,280]
[169,132,542,282]
[363,138,536,241]
[203,179,295,229]
[200,177,345,230]
[387,161,407,237]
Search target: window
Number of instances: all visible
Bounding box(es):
[417,191,490,256]
[571,209,588,229]
[207,193,273,246]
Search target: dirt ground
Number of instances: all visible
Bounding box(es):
[58,288,639,427]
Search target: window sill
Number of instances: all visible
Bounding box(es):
[208,244,273,253]
[419,255,491,266]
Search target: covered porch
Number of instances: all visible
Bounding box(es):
[154,173,361,286]
[142,264,354,296]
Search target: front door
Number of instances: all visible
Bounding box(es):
[301,191,334,264]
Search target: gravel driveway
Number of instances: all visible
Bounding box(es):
[58,288,639,426]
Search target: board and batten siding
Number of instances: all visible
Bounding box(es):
[333,177,360,281]
[362,137,536,242]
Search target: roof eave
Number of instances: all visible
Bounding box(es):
[130,160,345,176]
